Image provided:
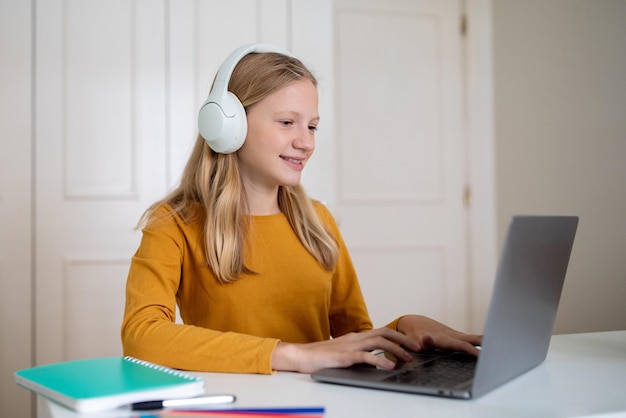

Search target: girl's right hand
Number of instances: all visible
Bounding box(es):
[270,327,421,373]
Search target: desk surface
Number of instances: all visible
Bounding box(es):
[39,331,626,418]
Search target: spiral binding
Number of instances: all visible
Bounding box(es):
[123,356,202,382]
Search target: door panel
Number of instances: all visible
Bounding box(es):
[333,0,468,328]
[35,0,168,365]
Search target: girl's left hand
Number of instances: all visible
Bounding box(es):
[396,315,483,356]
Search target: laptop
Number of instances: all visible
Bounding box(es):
[311,215,579,399]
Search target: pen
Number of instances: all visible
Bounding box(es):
[168,406,326,415]
[132,394,236,411]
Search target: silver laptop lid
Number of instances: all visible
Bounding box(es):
[472,215,578,397]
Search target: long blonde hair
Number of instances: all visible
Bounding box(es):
[140,52,338,283]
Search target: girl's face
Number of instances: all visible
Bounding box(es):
[237,79,319,195]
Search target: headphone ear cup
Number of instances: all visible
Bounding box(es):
[198,91,247,154]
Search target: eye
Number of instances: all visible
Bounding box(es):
[279,120,293,127]
[308,125,318,132]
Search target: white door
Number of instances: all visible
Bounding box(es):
[33,0,330,365]
[34,0,170,365]
[34,0,470,368]
[332,0,469,329]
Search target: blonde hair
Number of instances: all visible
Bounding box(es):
[140,52,338,283]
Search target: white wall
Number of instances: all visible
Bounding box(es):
[492,0,626,333]
[2,1,626,416]
[0,0,33,416]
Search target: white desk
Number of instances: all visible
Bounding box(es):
[39,331,626,418]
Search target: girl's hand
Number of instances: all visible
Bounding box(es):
[396,315,483,356]
[271,327,420,373]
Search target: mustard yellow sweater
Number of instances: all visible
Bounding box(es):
[122,202,394,374]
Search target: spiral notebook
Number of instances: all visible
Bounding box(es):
[15,356,205,413]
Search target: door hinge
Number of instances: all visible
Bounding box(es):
[460,13,468,37]
[463,184,473,208]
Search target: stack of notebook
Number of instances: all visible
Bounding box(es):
[15,356,206,412]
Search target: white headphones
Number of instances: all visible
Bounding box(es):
[198,43,292,154]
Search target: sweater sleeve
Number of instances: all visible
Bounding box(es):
[121,205,279,374]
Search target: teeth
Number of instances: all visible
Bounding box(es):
[283,157,302,164]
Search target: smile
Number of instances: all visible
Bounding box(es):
[280,156,303,165]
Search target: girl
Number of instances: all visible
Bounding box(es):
[121,45,481,374]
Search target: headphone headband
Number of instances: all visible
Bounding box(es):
[210,43,292,105]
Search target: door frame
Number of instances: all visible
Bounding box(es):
[464,0,497,333]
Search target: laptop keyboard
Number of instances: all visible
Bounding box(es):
[382,352,477,387]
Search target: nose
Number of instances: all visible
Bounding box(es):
[293,125,315,152]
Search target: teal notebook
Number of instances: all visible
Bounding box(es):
[14,356,205,413]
